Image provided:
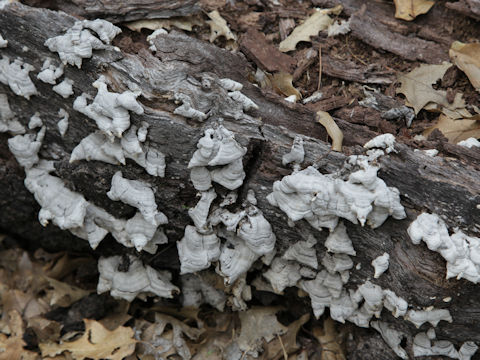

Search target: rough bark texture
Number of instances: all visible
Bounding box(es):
[1,2,480,358]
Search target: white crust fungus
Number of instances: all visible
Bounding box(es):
[173,93,208,121]
[372,252,390,278]
[73,76,143,138]
[45,19,121,68]
[0,56,37,99]
[228,90,258,111]
[97,255,179,302]
[364,133,396,154]
[0,94,25,134]
[57,108,69,136]
[52,78,74,98]
[282,135,305,166]
[371,321,408,359]
[408,213,480,283]
[457,137,480,148]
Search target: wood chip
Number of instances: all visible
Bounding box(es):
[239,28,296,73]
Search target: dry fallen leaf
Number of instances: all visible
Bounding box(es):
[316,110,343,152]
[39,319,136,360]
[279,5,343,52]
[313,318,346,360]
[0,310,39,360]
[393,0,435,21]
[125,16,202,32]
[423,114,480,143]
[271,72,302,100]
[207,10,237,43]
[259,313,310,360]
[43,277,90,307]
[396,62,469,115]
[450,41,480,92]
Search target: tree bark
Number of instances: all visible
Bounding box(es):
[1,2,480,358]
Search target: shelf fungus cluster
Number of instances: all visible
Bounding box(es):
[45,19,121,68]
[408,213,480,283]
[267,139,405,232]
[178,123,277,299]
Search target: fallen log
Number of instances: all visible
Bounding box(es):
[1,2,480,358]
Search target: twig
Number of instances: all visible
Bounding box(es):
[318,46,323,91]
[278,333,288,360]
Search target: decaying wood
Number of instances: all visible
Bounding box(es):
[21,0,201,23]
[1,2,480,358]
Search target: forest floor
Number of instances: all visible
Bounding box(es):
[1,0,480,359]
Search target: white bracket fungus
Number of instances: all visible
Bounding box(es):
[125,211,168,252]
[372,252,390,278]
[97,255,179,302]
[371,321,408,359]
[25,163,89,230]
[37,59,64,84]
[282,135,305,166]
[45,19,121,68]
[57,108,69,136]
[73,76,144,138]
[218,234,258,284]
[71,128,166,177]
[189,124,246,190]
[413,328,478,359]
[107,171,165,226]
[282,238,318,269]
[406,308,453,328]
[188,188,217,230]
[52,78,74,98]
[28,112,43,129]
[0,94,25,134]
[0,56,37,99]
[324,222,356,256]
[408,213,480,283]
[70,131,125,165]
[177,225,220,274]
[8,126,45,169]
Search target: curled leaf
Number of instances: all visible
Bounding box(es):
[279,5,343,52]
[271,72,302,101]
[316,110,343,152]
